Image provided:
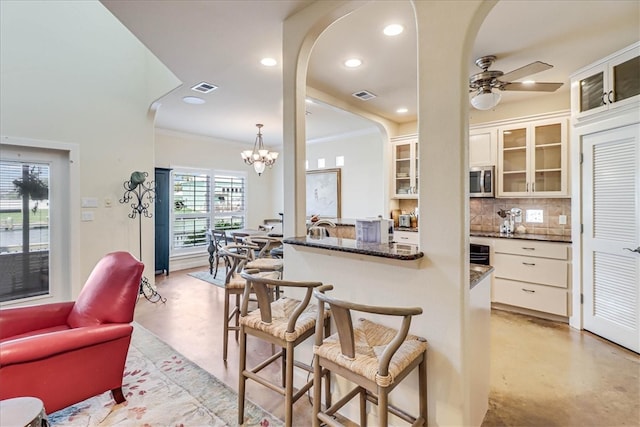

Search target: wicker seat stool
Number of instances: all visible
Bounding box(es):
[219,244,281,361]
[312,285,428,427]
[238,272,331,427]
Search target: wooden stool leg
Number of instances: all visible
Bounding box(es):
[312,356,322,427]
[234,293,241,341]
[419,354,428,425]
[284,341,294,427]
[223,289,230,361]
[378,387,388,427]
[360,389,367,426]
[281,347,287,387]
[213,253,219,278]
[324,317,332,408]
[238,325,247,425]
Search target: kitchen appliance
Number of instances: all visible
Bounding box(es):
[356,218,392,244]
[470,243,491,265]
[470,166,494,197]
[399,214,411,228]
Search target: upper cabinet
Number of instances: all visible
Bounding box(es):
[571,42,640,122]
[392,135,418,199]
[497,116,569,198]
[469,127,497,167]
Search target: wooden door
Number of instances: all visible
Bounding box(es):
[582,123,640,353]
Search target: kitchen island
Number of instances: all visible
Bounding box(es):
[282,236,492,426]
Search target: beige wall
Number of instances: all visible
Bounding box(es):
[0,0,180,296]
[155,129,283,229]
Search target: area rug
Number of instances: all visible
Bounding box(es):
[48,323,282,426]
[189,270,226,288]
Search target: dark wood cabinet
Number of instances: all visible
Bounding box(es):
[154,168,171,275]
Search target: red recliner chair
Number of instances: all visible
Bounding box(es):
[0,251,144,414]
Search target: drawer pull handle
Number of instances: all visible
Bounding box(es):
[522,247,536,250]
[522,288,536,293]
[522,262,536,266]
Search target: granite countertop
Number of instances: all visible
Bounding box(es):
[470,231,571,243]
[283,236,424,261]
[470,264,493,289]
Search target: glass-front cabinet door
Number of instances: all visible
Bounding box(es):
[392,136,418,199]
[498,117,568,198]
[571,42,639,119]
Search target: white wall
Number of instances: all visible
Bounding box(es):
[306,129,386,218]
[0,0,180,295]
[155,129,283,229]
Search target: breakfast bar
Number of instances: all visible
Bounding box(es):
[282,234,492,426]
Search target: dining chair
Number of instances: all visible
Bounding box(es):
[218,244,280,361]
[206,229,229,278]
[237,271,331,427]
[312,285,428,427]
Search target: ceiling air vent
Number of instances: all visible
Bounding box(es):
[191,82,218,94]
[352,90,377,101]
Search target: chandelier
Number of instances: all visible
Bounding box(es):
[241,124,278,175]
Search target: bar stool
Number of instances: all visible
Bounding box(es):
[312,285,428,427]
[237,271,331,427]
[219,244,280,361]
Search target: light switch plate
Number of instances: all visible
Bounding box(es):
[81,197,98,208]
[559,215,567,225]
[81,211,94,221]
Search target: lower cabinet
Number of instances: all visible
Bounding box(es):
[492,239,571,317]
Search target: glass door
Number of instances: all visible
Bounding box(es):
[500,126,528,195]
[533,123,562,193]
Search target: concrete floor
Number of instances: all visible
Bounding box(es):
[134,268,640,427]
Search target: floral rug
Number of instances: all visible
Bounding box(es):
[48,323,282,426]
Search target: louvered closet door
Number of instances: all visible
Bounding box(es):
[582,123,640,353]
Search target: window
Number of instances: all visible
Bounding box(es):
[0,141,73,306]
[171,169,246,254]
[0,161,50,302]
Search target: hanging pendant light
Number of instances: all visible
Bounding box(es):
[241,124,278,176]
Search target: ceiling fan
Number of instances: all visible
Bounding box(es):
[469,55,563,110]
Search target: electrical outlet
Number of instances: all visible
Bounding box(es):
[559,215,567,225]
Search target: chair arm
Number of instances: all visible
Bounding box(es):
[0,302,75,340]
[378,315,414,377]
[0,324,133,367]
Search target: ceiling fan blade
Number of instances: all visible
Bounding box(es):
[500,61,553,82]
[502,82,564,92]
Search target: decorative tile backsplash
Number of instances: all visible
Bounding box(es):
[470,198,571,237]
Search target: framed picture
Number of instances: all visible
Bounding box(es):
[306,168,341,218]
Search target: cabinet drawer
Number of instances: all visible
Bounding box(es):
[494,253,568,288]
[394,231,419,245]
[493,278,568,316]
[493,239,568,260]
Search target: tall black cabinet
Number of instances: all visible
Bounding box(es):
[154,168,171,275]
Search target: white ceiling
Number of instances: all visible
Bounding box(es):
[101,0,639,146]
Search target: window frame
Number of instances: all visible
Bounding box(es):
[170,167,247,256]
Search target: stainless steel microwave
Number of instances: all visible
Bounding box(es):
[470,166,495,197]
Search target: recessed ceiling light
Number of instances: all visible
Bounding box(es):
[182,96,206,105]
[261,57,277,67]
[344,58,362,68]
[383,24,404,36]
[396,107,409,113]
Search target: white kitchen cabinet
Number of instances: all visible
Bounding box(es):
[391,135,418,199]
[469,127,497,167]
[497,116,569,197]
[394,230,419,245]
[570,41,640,122]
[492,239,571,317]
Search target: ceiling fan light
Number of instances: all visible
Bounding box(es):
[471,90,501,110]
